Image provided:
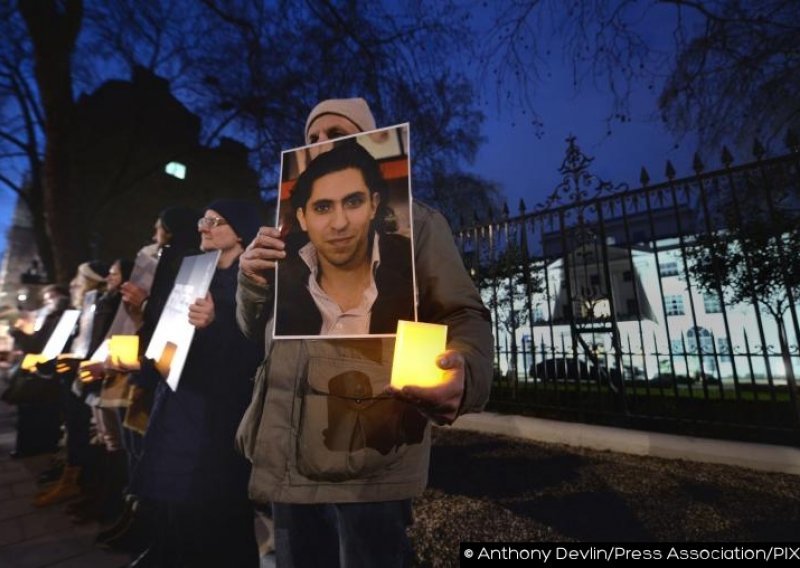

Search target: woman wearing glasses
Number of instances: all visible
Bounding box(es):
[128,200,264,568]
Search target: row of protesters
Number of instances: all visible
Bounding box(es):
[8,95,493,567]
[6,199,265,568]
[236,98,493,566]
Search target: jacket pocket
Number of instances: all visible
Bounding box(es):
[296,356,426,481]
[235,360,268,461]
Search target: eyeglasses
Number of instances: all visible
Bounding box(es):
[197,216,228,229]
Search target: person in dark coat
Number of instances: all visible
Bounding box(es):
[130,199,263,568]
[8,285,70,458]
[98,207,200,553]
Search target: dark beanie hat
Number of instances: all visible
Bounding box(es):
[205,199,261,245]
[158,207,200,240]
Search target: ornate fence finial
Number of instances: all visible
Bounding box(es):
[721,146,734,167]
[665,160,676,180]
[692,152,704,174]
[639,167,650,187]
[502,202,509,219]
[753,138,765,160]
[518,198,527,216]
[533,135,625,213]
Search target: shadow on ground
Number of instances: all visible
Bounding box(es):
[410,428,800,566]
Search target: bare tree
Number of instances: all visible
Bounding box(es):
[477,0,800,148]
[0,2,54,277]
[688,175,800,396]
[2,0,497,282]
[15,0,83,282]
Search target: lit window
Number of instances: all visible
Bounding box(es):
[703,294,723,314]
[659,261,679,277]
[665,295,685,316]
[165,161,187,180]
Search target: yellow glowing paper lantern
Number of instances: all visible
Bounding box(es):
[21,353,47,372]
[390,320,448,389]
[109,335,140,367]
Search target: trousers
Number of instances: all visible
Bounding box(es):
[273,500,413,568]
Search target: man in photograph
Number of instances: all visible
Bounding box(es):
[275,138,414,336]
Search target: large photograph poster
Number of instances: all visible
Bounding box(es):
[273,124,416,339]
[145,250,220,390]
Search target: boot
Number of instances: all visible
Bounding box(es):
[33,465,82,507]
[37,456,65,485]
[70,449,128,524]
[96,494,136,545]
[98,498,154,554]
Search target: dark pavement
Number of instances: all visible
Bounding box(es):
[3,400,800,568]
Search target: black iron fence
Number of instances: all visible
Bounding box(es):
[456,134,800,445]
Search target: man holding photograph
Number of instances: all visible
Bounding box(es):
[236,98,492,567]
[275,138,414,336]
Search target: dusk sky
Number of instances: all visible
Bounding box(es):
[0,3,711,260]
[0,69,696,260]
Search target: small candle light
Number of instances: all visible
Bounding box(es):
[390,320,448,389]
[21,353,46,372]
[109,335,139,367]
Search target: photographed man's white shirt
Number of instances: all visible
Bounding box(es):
[299,233,381,335]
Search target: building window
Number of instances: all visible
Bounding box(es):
[665,295,685,316]
[165,161,187,179]
[659,261,679,277]
[670,339,684,354]
[622,270,633,282]
[533,305,546,323]
[590,274,600,286]
[703,294,723,314]
[626,298,639,315]
[716,338,730,355]
[687,326,714,353]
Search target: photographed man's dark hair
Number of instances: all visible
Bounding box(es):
[290,139,394,232]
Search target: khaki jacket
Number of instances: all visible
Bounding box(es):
[235,202,492,504]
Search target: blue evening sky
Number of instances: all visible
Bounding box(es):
[0,3,705,258]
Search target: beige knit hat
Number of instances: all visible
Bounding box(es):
[304,97,376,143]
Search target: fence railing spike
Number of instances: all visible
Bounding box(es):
[665,160,676,180]
[639,167,650,186]
[692,152,704,174]
[721,146,734,167]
